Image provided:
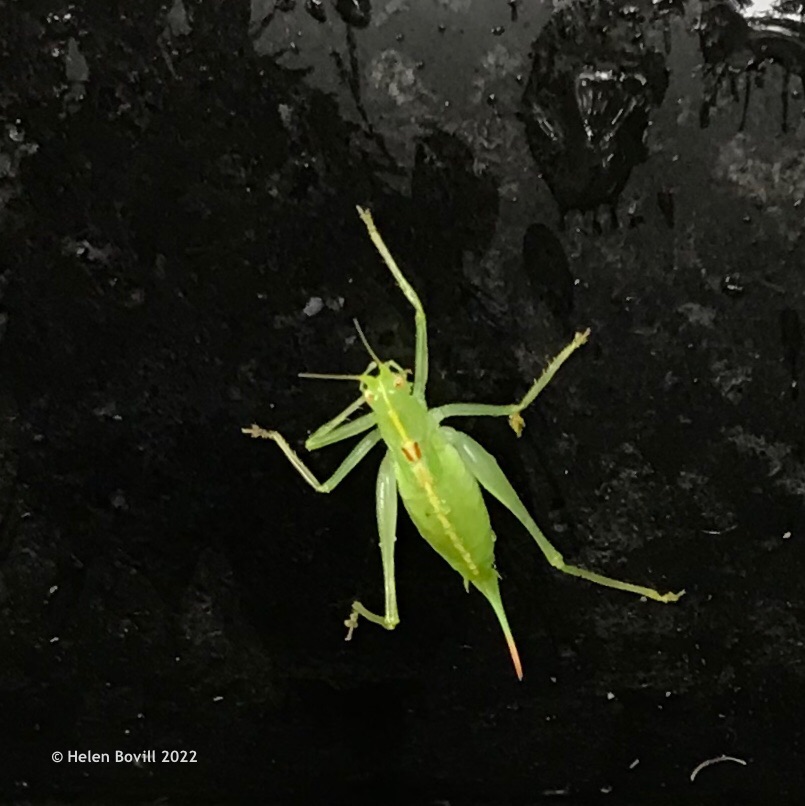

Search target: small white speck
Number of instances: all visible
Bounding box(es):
[110,490,127,509]
[303,296,324,317]
[65,38,89,83]
[166,0,192,36]
[606,691,615,700]
[783,531,792,540]
[629,758,640,769]
[213,695,223,702]
[278,103,293,127]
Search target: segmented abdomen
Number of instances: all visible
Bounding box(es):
[395,441,495,581]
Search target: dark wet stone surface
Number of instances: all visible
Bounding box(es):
[1,0,805,803]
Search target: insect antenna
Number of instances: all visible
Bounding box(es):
[353,318,383,365]
[298,372,365,381]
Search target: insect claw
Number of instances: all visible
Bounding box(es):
[649,588,685,603]
[241,424,273,439]
[508,412,526,437]
[344,610,360,641]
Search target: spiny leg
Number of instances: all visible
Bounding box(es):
[443,427,684,603]
[432,329,590,436]
[345,450,401,638]
[242,425,382,492]
[356,206,429,401]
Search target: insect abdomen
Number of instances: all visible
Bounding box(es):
[396,439,495,581]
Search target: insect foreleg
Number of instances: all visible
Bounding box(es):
[345,450,401,639]
[305,411,378,451]
[443,427,684,604]
[357,206,429,401]
[303,395,376,451]
[242,426,382,493]
[431,329,590,435]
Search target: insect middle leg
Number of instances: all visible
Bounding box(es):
[431,329,590,436]
[242,425,382,493]
[443,427,684,603]
[345,450,401,638]
[357,206,429,401]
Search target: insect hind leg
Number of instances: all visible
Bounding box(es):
[443,427,684,604]
[345,450,401,638]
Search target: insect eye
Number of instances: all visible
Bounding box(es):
[364,390,375,404]
[393,375,405,389]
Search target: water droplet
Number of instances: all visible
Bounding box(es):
[721,274,745,296]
